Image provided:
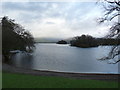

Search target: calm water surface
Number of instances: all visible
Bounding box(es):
[9,43,119,74]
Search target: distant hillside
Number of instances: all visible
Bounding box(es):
[34,37,62,43]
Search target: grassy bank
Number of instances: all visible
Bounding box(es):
[3,72,118,88]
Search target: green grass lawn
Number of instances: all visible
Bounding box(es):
[2,72,118,88]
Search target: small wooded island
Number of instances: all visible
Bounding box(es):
[57,40,67,44]
[70,35,98,48]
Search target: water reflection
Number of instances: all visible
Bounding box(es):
[10,52,34,69]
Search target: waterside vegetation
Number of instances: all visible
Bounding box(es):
[1,16,35,62]
[70,35,120,48]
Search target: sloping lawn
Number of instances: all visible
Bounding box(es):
[2,72,118,88]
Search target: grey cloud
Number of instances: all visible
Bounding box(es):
[46,22,55,24]
[1,2,107,38]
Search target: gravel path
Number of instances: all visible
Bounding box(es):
[2,63,119,82]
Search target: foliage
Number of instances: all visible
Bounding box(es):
[2,16,35,61]
[70,35,99,48]
[70,34,120,48]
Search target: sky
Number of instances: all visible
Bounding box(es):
[1,0,111,39]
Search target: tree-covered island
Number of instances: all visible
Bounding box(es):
[70,34,120,48]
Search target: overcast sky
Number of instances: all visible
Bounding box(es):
[1,1,110,38]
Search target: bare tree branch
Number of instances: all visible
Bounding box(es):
[98,0,120,64]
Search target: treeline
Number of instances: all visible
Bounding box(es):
[70,35,120,48]
[96,38,120,45]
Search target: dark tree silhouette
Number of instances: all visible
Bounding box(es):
[1,16,35,61]
[99,0,120,64]
[70,35,98,48]
[57,40,67,44]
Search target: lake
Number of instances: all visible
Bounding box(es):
[9,43,119,74]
